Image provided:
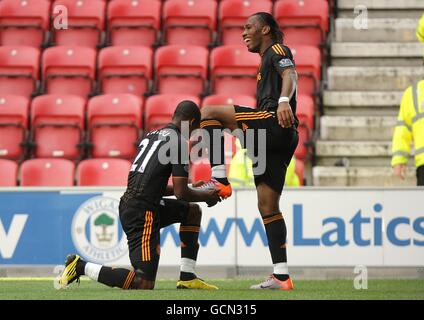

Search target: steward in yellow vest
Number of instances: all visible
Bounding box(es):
[391,80,424,185]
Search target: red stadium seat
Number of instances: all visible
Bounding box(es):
[210,45,260,97]
[98,46,153,96]
[296,94,314,131]
[202,94,256,108]
[294,95,314,162]
[219,0,272,45]
[42,46,97,97]
[0,0,50,48]
[0,95,29,160]
[0,159,18,186]
[77,158,131,186]
[291,45,321,96]
[87,94,143,159]
[107,0,161,47]
[20,158,75,186]
[144,94,200,131]
[30,94,85,159]
[0,46,40,98]
[155,45,208,96]
[51,0,106,48]
[191,159,211,182]
[163,0,217,47]
[274,0,329,47]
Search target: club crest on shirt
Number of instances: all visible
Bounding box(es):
[278,58,294,68]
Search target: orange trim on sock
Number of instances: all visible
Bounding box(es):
[180,226,200,233]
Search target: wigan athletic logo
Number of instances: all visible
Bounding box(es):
[71,196,127,264]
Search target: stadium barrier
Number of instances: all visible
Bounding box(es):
[0,187,423,268]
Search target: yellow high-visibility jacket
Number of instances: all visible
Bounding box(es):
[228,146,300,187]
[391,79,424,168]
[417,14,424,42]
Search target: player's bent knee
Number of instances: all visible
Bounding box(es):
[187,203,202,225]
[130,270,155,290]
[257,201,280,217]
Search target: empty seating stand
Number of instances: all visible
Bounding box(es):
[76,158,131,186]
[0,46,40,98]
[290,45,321,97]
[155,45,208,96]
[219,0,272,46]
[144,93,200,131]
[98,46,153,96]
[51,0,106,48]
[210,45,260,97]
[0,159,18,186]
[274,0,329,47]
[295,94,315,160]
[107,0,161,47]
[30,94,85,159]
[42,46,97,97]
[0,94,29,160]
[0,0,51,48]
[87,93,143,159]
[163,0,217,47]
[20,158,75,186]
[202,94,256,108]
[190,159,212,182]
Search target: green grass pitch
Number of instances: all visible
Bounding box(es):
[1,278,424,300]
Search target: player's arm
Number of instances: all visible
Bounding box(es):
[173,176,220,206]
[170,137,220,205]
[272,51,297,128]
[163,180,205,197]
[163,185,175,196]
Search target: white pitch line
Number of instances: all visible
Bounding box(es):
[0,277,90,281]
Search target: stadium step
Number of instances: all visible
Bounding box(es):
[312,166,416,186]
[323,91,402,116]
[335,18,418,42]
[337,0,424,18]
[320,116,396,141]
[331,42,423,66]
[315,141,394,166]
[327,66,424,91]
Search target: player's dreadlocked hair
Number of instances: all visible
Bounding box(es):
[252,12,284,43]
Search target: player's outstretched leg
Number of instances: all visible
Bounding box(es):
[197,105,239,199]
[176,204,218,290]
[58,254,152,290]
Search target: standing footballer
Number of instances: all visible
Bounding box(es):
[199,12,299,290]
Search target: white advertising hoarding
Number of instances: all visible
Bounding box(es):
[1,188,423,267]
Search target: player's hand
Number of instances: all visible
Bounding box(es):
[277,102,295,128]
[206,189,222,207]
[393,164,407,180]
[192,180,205,187]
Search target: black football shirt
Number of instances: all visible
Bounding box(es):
[122,123,189,210]
[256,42,298,123]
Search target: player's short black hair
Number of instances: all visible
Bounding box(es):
[252,12,284,43]
[173,100,201,125]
